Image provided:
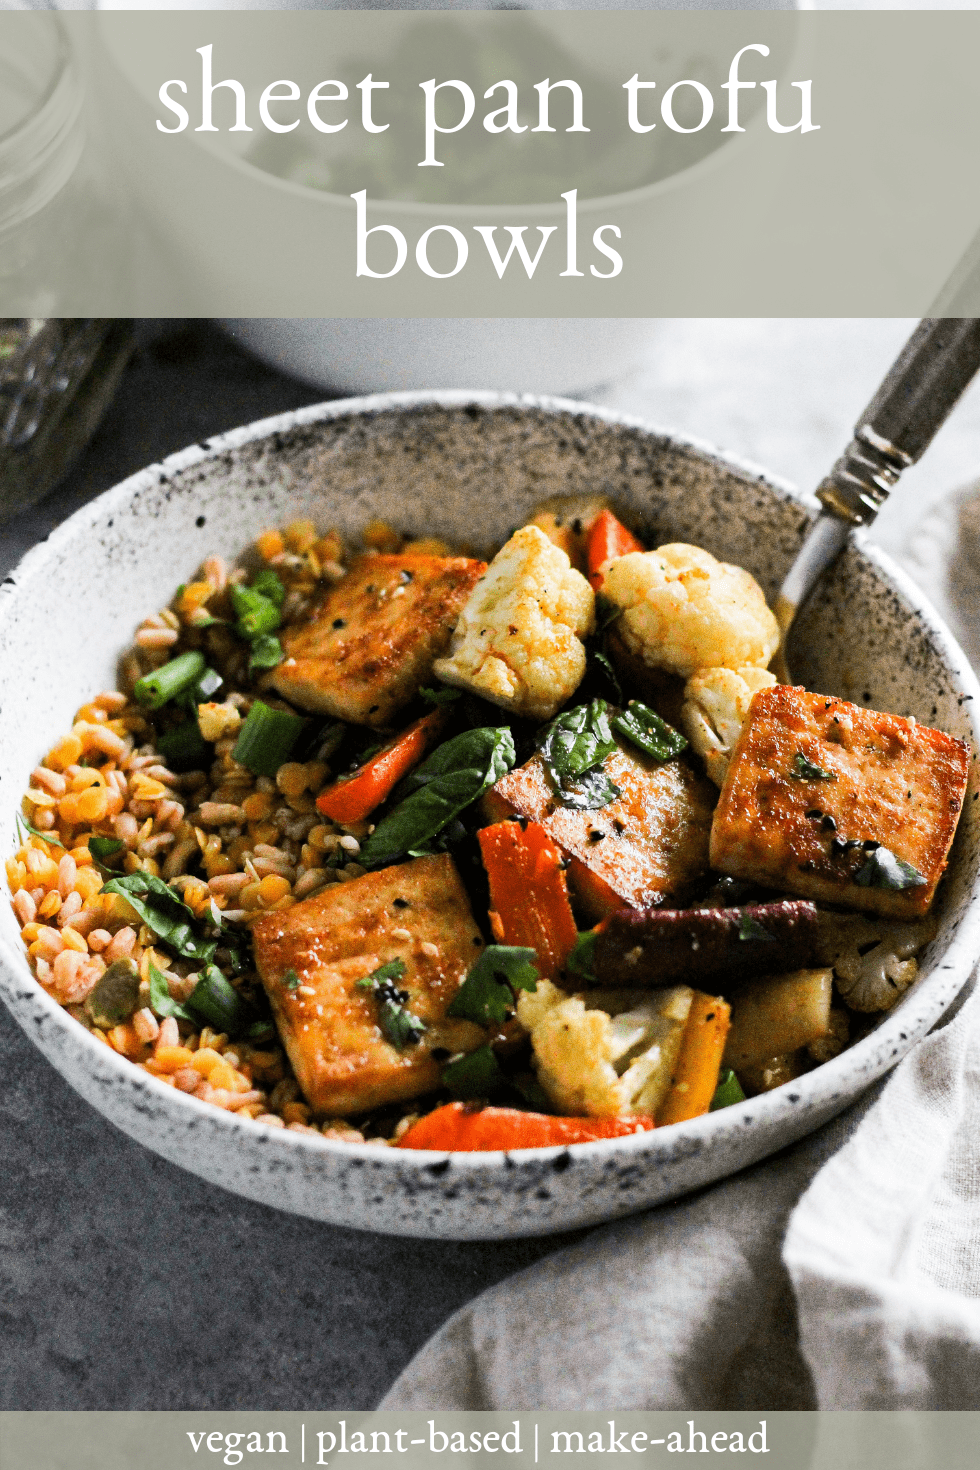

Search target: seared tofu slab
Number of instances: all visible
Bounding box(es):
[711,686,970,919]
[252,854,486,1115]
[484,745,715,922]
[270,553,486,727]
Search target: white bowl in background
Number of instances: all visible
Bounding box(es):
[1,391,978,1239]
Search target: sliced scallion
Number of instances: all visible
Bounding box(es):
[252,569,286,608]
[133,651,206,710]
[232,700,307,777]
[231,584,281,639]
[248,633,284,674]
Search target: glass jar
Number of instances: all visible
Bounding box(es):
[0,10,133,518]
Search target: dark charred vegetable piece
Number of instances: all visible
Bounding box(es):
[232,700,308,778]
[86,958,141,1029]
[592,900,820,989]
[157,719,213,773]
[133,651,206,710]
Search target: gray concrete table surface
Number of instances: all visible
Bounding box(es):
[2,318,978,1412]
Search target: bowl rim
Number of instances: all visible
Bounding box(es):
[2,387,979,1183]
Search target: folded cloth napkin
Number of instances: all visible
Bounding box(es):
[380,979,980,1412]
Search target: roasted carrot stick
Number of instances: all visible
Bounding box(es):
[478,820,579,981]
[397,1103,656,1152]
[315,709,444,824]
[586,509,645,590]
[656,991,731,1126]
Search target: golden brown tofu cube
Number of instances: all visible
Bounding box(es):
[710,685,971,919]
[269,553,486,727]
[483,745,715,922]
[251,854,486,1115]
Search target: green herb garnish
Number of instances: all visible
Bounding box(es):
[447,945,538,1027]
[230,583,281,640]
[537,699,621,811]
[566,929,598,982]
[356,958,426,1048]
[853,845,927,891]
[251,569,286,608]
[100,872,217,963]
[16,814,64,849]
[710,1069,746,1111]
[232,700,308,778]
[612,701,688,762]
[791,752,837,782]
[594,593,622,632]
[420,686,462,707]
[148,960,195,1023]
[441,1045,504,1100]
[186,963,251,1036]
[133,651,206,711]
[738,912,775,943]
[590,648,623,703]
[89,836,125,871]
[248,633,285,674]
[282,968,300,991]
[361,727,516,867]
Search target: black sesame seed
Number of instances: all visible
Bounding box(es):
[805,808,823,820]
[821,814,837,832]
[333,618,345,629]
[393,898,409,909]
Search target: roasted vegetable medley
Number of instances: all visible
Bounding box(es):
[9,501,969,1150]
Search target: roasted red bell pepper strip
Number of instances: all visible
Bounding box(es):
[315,709,444,824]
[587,508,645,590]
[397,1103,655,1152]
[478,820,578,982]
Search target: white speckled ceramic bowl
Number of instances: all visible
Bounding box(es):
[2,392,979,1239]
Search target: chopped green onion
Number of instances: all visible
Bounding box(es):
[252,569,286,608]
[710,1069,747,1111]
[230,584,281,639]
[442,1045,503,1100]
[186,964,250,1035]
[133,651,206,710]
[157,720,213,773]
[232,700,307,778]
[248,633,284,674]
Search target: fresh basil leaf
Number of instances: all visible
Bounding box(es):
[148,961,194,1023]
[553,764,622,812]
[248,633,284,674]
[187,963,251,1035]
[612,702,688,762]
[16,814,64,849]
[100,872,217,963]
[738,912,776,943]
[710,1069,746,1111]
[791,752,837,782]
[566,929,598,981]
[282,968,300,991]
[853,846,927,891]
[441,1045,504,1100]
[420,685,462,707]
[356,959,425,1049]
[361,728,516,867]
[539,699,616,787]
[447,945,538,1027]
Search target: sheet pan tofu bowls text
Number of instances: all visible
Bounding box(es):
[8,494,970,1153]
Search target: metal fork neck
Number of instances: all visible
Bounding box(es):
[815,428,910,526]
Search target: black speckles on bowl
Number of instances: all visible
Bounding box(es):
[0,390,979,1240]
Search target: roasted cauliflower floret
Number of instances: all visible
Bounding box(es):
[814,910,936,1012]
[433,525,594,721]
[516,981,693,1117]
[682,665,778,786]
[601,544,779,680]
